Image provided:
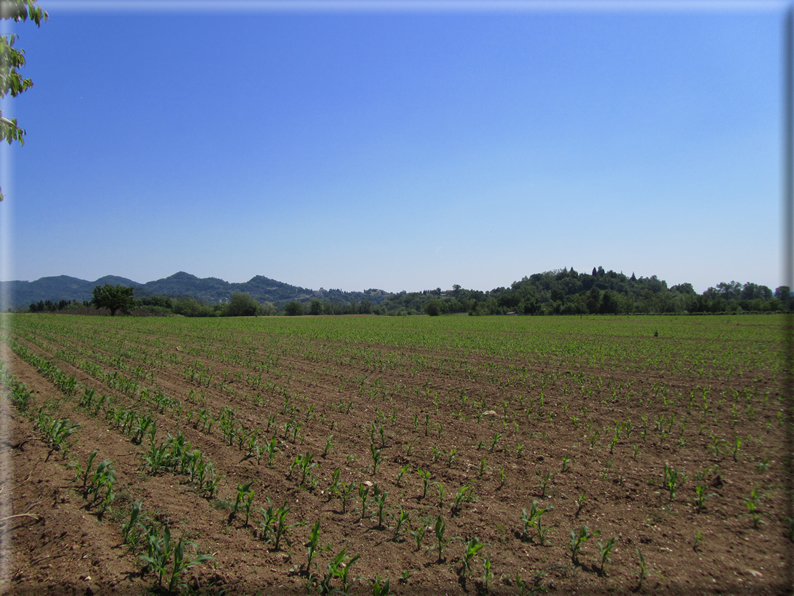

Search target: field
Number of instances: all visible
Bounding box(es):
[0,313,789,594]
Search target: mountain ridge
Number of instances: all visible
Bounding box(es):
[1,272,391,309]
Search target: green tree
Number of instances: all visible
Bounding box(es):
[1,0,48,201]
[284,301,304,316]
[309,299,322,315]
[226,293,259,317]
[424,300,441,316]
[586,286,601,314]
[91,284,135,317]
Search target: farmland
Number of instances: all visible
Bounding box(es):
[0,313,789,594]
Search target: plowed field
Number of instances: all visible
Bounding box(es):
[0,313,789,594]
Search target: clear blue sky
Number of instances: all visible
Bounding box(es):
[0,1,785,294]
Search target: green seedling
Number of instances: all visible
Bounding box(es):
[359,483,370,520]
[418,468,431,499]
[536,471,552,497]
[373,484,389,529]
[305,519,321,577]
[322,434,335,458]
[745,486,764,528]
[232,480,255,520]
[561,455,571,473]
[328,468,341,501]
[520,500,553,544]
[569,525,599,565]
[452,485,472,515]
[339,480,355,513]
[396,464,410,485]
[461,536,486,577]
[426,515,452,563]
[435,482,445,508]
[478,457,490,479]
[489,432,502,452]
[575,492,587,516]
[372,576,390,596]
[410,524,427,551]
[693,484,715,513]
[597,537,616,576]
[482,556,494,591]
[663,464,685,500]
[392,506,410,541]
[693,530,703,551]
[370,444,384,475]
[732,436,742,462]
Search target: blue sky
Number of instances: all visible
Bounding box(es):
[0,1,785,294]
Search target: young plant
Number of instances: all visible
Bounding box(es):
[597,537,616,576]
[519,500,553,544]
[410,524,427,552]
[339,480,355,513]
[418,468,431,499]
[392,506,410,542]
[232,480,255,521]
[693,484,715,513]
[373,484,389,529]
[663,464,685,500]
[426,515,451,563]
[569,525,599,565]
[460,536,486,577]
[396,464,410,486]
[482,557,494,591]
[536,471,553,497]
[575,492,587,517]
[561,455,571,473]
[305,519,321,577]
[358,482,370,520]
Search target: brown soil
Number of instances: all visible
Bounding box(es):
[0,315,790,595]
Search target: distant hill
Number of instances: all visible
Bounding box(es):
[1,272,392,309]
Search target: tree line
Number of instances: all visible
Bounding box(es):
[23,268,793,318]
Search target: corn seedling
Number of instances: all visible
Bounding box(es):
[426,515,452,563]
[472,458,486,482]
[460,536,486,577]
[359,483,370,520]
[745,487,764,528]
[230,480,254,520]
[732,436,742,462]
[370,444,384,475]
[575,492,587,517]
[693,484,715,513]
[373,484,389,529]
[319,547,360,595]
[569,525,599,565]
[561,455,571,473]
[452,485,472,515]
[435,482,445,508]
[388,505,409,541]
[372,575,390,596]
[489,432,502,452]
[596,537,616,576]
[482,557,494,591]
[322,434,335,458]
[340,480,355,513]
[305,519,321,577]
[519,500,553,544]
[536,471,552,497]
[693,530,703,551]
[396,464,409,486]
[418,468,431,499]
[410,524,427,551]
[139,524,214,593]
[663,464,685,501]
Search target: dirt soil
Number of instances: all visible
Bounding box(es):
[0,315,791,595]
